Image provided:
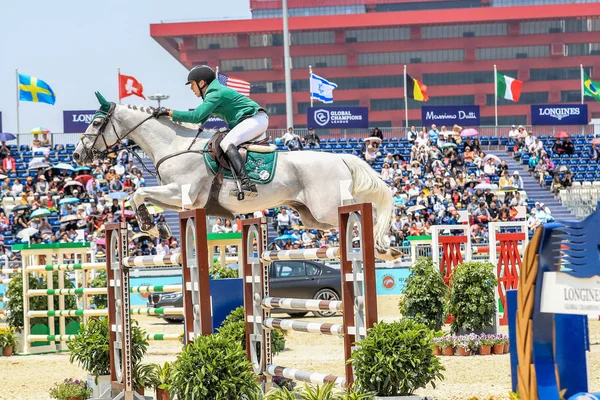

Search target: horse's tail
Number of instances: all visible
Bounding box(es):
[341,155,395,257]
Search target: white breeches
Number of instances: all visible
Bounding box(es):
[220,111,269,151]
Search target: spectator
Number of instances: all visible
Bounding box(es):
[24,177,35,192]
[499,170,513,189]
[289,210,301,227]
[590,143,600,162]
[551,139,565,155]
[2,152,15,172]
[364,145,378,165]
[551,174,563,195]
[36,176,48,194]
[407,126,417,143]
[11,179,23,197]
[483,159,497,176]
[381,163,392,180]
[109,177,123,192]
[529,138,543,156]
[428,124,439,144]
[276,208,291,235]
[32,134,42,150]
[40,133,51,147]
[371,127,383,140]
[223,219,234,233]
[305,128,320,148]
[110,199,120,214]
[114,160,126,176]
[560,171,573,189]
[0,142,9,164]
[512,171,524,190]
[563,138,575,155]
[282,127,297,146]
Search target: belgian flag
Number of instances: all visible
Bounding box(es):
[406,74,429,102]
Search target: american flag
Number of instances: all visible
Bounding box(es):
[217,72,251,96]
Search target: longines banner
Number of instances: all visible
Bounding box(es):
[531,104,588,126]
[307,107,369,129]
[63,110,96,133]
[421,105,480,126]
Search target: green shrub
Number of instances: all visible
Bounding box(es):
[217,306,286,355]
[90,271,107,309]
[264,382,375,400]
[399,257,447,331]
[447,261,497,334]
[169,333,260,400]
[5,272,79,331]
[67,318,148,380]
[209,260,239,279]
[49,378,93,400]
[350,319,444,396]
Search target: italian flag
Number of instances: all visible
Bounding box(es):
[496,72,523,102]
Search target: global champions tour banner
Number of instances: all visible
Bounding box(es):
[421,105,480,127]
[307,107,369,129]
[531,104,588,126]
[63,110,96,133]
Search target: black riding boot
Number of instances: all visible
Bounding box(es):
[225,144,258,199]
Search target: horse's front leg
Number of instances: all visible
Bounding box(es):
[131,184,182,239]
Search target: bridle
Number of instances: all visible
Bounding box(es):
[78,102,157,178]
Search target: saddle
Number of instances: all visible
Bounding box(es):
[206,131,274,172]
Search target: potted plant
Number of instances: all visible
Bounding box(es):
[67,318,148,399]
[149,362,172,400]
[217,306,286,355]
[432,337,442,355]
[49,378,93,400]
[264,382,375,399]
[398,257,447,331]
[169,333,261,399]
[456,336,471,356]
[478,334,494,355]
[439,336,455,356]
[493,334,508,355]
[350,319,444,398]
[447,261,497,335]
[132,363,155,396]
[0,327,18,356]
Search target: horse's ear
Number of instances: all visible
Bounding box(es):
[95,92,110,107]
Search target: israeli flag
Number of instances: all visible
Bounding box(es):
[310,73,337,104]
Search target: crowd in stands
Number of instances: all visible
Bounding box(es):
[0,134,178,260]
[269,124,560,251]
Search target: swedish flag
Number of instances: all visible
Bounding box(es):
[18,74,56,105]
[584,72,600,103]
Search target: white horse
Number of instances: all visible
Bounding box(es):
[73,93,397,259]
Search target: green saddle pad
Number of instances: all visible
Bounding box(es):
[203,145,278,185]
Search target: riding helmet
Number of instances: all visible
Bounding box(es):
[186,65,216,85]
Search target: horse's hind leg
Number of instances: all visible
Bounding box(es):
[288,201,334,231]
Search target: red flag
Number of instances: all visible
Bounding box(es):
[118,73,146,100]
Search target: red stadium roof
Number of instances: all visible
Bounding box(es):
[151,3,600,37]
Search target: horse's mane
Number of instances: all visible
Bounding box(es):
[123,104,213,138]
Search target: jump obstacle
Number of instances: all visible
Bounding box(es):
[242,203,378,389]
[431,222,528,329]
[507,204,600,400]
[105,209,212,400]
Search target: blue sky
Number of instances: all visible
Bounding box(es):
[0,0,250,134]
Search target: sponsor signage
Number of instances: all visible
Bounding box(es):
[307,107,369,129]
[540,271,600,315]
[421,105,480,126]
[531,104,588,126]
[375,268,410,295]
[63,110,96,133]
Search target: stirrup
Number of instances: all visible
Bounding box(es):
[229,180,258,201]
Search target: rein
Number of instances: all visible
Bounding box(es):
[80,103,208,182]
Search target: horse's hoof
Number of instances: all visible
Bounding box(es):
[157,222,172,240]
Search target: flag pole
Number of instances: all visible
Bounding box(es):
[117,67,121,105]
[15,69,21,145]
[403,65,408,130]
[494,64,498,128]
[309,65,313,107]
[282,0,294,129]
[581,64,584,105]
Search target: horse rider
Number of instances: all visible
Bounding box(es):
[152,65,268,198]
